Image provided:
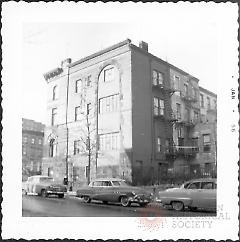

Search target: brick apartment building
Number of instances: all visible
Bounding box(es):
[42,39,217,185]
[22,118,45,181]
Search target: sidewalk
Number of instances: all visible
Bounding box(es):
[67,191,77,196]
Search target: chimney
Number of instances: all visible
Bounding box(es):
[139,41,148,52]
[61,58,72,68]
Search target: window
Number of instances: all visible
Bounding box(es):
[75,79,82,93]
[86,75,91,87]
[23,137,28,143]
[99,132,119,151]
[188,182,201,189]
[22,147,27,155]
[92,181,103,187]
[49,139,57,157]
[200,94,204,107]
[104,67,114,82]
[75,106,81,121]
[52,85,57,100]
[174,75,180,90]
[31,138,35,144]
[99,94,119,114]
[192,88,197,99]
[176,103,181,119]
[87,103,91,115]
[185,108,190,120]
[38,139,42,145]
[51,108,57,126]
[152,70,164,86]
[153,97,164,116]
[207,96,211,109]
[102,181,112,187]
[156,137,161,152]
[194,111,199,120]
[165,139,171,153]
[184,83,188,95]
[214,99,217,109]
[201,182,214,190]
[73,140,83,155]
[203,134,211,152]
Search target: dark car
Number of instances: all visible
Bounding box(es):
[23,175,67,198]
[76,178,153,207]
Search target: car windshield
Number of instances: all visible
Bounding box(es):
[40,177,54,182]
[112,180,128,186]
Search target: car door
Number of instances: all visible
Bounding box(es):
[197,181,216,209]
[186,182,203,207]
[98,181,115,202]
[91,181,104,200]
[27,177,34,193]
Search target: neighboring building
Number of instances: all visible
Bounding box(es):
[22,118,45,181]
[42,39,217,186]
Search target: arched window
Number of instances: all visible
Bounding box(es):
[99,64,117,83]
[49,138,57,157]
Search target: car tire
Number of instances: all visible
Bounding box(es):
[41,189,48,198]
[189,206,198,212]
[58,194,64,199]
[120,196,130,207]
[83,196,91,203]
[139,202,149,207]
[171,201,184,211]
[102,201,108,205]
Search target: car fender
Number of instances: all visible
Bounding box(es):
[161,196,192,206]
[76,188,94,198]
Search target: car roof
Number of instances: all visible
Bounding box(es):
[185,178,217,183]
[91,178,124,182]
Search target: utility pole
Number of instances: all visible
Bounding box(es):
[65,62,71,187]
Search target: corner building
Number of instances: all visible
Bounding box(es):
[42,39,216,185]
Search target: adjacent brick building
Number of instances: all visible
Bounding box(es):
[22,118,45,181]
[42,39,217,185]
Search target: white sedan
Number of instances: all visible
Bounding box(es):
[157,178,216,211]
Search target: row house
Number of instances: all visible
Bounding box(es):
[22,118,45,181]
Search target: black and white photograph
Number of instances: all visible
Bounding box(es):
[2,2,239,240]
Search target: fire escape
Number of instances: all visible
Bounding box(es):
[166,88,199,160]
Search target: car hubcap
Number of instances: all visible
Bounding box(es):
[121,197,129,207]
[172,202,183,211]
[83,196,90,203]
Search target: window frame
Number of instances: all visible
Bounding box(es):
[203,134,211,152]
[104,66,115,83]
[75,106,81,121]
[52,85,57,100]
[99,94,119,114]
[153,97,165,116]
[51,108,57,126]
[75,79,82,93]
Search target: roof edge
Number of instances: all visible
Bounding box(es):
[70,39,131,68]
[199,86,217,97]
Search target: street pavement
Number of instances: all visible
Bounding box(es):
[22,194,216,217]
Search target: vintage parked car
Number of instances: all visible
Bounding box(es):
[157,178,216,211]
[23,175,67,198]
[76,178,153,207]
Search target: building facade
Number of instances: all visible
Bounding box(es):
[42,39,217,186]
[22,118,45,181]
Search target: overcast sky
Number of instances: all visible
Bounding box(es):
[19,3,236,124]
